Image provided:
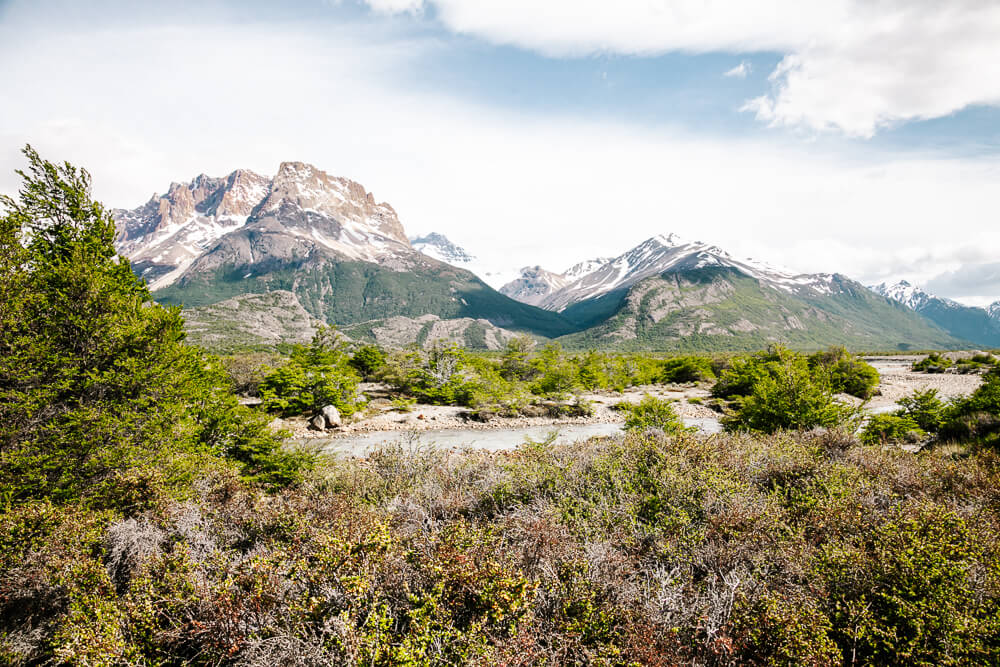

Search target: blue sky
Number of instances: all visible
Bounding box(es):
[2,0,1000,304]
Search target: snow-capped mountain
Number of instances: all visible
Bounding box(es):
[115,162,410,290]
[499,266,571,306]
[500,257,611,306]
[410,232,475,266]
[870,280,1000,347]
[114,169,271,289]
[113,161,574,339]
[989,301,1000,322]
[538,233,838,312]
[562,258,612,283]
[869,280,939,311]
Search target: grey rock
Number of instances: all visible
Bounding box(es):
[320,404,342,428]
[309,414,327,431]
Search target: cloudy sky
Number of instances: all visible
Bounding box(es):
[2,0,999,304]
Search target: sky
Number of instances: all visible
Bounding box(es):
[1,0,999,305]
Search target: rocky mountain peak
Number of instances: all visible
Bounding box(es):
[410,233,475,265]
[258,161,406,245]
[990,301,1000,321]
[871,280,933,310]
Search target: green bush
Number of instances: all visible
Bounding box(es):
[861,414,925,446]
[528,344,581,397]
[809,346,880,399]
[619,395,687,434]
[940,369,1000,442]
[897,389,947,433]
[349,344,386,379]
[258,328,362,417]
[721,357,853,433]
[660,355,715,383]
[711,345,797,399]
[913,353,953,373]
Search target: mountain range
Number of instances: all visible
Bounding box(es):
[870,280,1000,347]
[113,161,983,352]
[115,162,572,339]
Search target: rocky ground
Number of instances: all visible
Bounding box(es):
[271,356,986,439]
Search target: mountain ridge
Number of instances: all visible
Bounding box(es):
[871,280,1000,347]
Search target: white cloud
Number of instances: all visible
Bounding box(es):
[359,0,1000,137]
[723,61,751,79]
[364,0,425,14]
[2,6,1000,291]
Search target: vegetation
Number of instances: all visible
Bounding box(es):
[912,351,999,374]
[861,413,925,446]
[0,147,309,505]
[258,329,363,418]
[8,149,1000,664]
[618,395,688,433]
[708,346,873,434]
[10,425,1000,664]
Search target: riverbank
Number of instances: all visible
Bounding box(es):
[273,355,986,452]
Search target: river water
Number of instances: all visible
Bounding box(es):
[298,418,722,457]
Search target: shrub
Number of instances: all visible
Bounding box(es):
[721,359,853,433]
[529,344,581,397]
[711,345,797,399]
[940,370,1000,442]
[809,346,880,399]
[220,351,282,396]
[660,356,715,383]
[913,353,953,373]
[897,389,947,433]
[499,335,536,382]
[619,395,687,434]
[861,414,925,446]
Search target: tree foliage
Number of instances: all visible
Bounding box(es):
[0,146,306,505]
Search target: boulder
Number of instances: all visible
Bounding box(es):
[309,414,327,431]
[320,405,342,428]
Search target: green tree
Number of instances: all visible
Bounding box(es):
[0,146,305,505]
[259,327,362,417]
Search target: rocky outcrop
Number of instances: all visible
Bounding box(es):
[182,290,324,351]
[341,314,519,350]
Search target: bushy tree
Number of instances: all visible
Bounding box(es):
[499,335,536,382]
[809,346,880,399]
[660,355,715,383]
[529,343,580,397]
[897,389,947,433]
[0,147,306,504]
[259,327,362,417]
[721,357,853,434]
[349,343,386,379]
[712,345,798,399]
